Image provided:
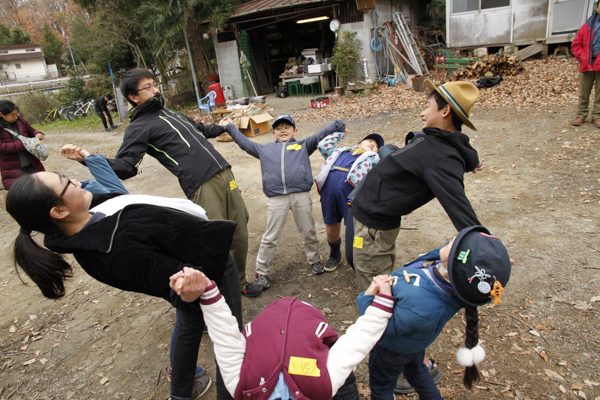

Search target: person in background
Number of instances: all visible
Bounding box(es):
[95,93,117,132]
[0,99,46,190]
[571,1,600,127]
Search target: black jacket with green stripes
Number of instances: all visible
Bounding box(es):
[107,95,229,198]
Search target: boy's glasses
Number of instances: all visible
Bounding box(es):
[137,83,159,92]
[59,175,75,198]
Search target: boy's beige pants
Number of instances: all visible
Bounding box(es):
[255,192,321,276]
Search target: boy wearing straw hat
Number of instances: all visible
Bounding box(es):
[351,79,483,292]
[350,80,483,394]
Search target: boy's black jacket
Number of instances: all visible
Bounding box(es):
[352,127,481,231]
[106,96,229,198]
[44,193,236,311]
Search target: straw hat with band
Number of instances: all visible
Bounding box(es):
[424,79,480,131]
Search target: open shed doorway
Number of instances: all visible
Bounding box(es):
[243,17,336,93]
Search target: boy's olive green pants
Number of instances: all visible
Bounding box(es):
[353,218,401,291]
[190,167,250,289]
[577,71,600,119]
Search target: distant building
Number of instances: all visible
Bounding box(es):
[0,44,50,84]
[446,0,592,50]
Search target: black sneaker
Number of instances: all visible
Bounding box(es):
[311,262,325,275]
[241,283,262,298]
[192,375,211,399]
[324,254,342,272]
[255,273,270,289]
[394,359,442,394]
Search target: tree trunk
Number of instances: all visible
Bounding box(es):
[187,11,210,94]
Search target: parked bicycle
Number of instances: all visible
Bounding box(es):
[67,99,95,121]
[38,106,64,125]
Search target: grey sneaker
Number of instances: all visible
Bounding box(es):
[311,262,325,275]
[394,359,442,394]
[255,273,270,289]
[324,254,342,272]
[192,375,211,399]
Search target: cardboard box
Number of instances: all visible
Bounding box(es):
[239,113,273,137]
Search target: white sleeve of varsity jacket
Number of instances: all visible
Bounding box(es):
[199,281,246,397]
[326,294,394,395]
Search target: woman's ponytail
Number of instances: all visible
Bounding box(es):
[456,304,483,389]
[7,174,73,299]
[14,232,72,298]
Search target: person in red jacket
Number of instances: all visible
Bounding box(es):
[0,100,46,190]
[571,1,600,127]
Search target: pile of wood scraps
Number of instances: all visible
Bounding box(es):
[452,54,524,80]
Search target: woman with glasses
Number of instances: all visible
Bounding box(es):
[0,99,46,190]
[6,166,242,400]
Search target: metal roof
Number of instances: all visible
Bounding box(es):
[0,44,42,51]
[0,52,45,62]
[230,0,329,19]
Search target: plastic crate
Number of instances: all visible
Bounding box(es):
[311,97,329,109]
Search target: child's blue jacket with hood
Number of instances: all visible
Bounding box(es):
[356,248,464,354]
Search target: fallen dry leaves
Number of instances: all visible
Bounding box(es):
[292,59,579,124]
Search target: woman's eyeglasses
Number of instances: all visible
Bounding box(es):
[59,175,75,198]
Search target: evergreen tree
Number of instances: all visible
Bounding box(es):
[41,23,64,65]
[0,24,11,46]
[9,26,33,45]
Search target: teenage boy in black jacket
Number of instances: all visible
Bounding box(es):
[352,79,483,291]
[105,68,262,299]
[351,79,484,395]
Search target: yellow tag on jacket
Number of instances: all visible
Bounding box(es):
[287,144,302,151]
[229,180,238,191]
[353,236,364,249]
[288,356,321,377]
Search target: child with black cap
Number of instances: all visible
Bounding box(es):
[357,226,512,400]
[221,114,346,294]
[314,131,384,272]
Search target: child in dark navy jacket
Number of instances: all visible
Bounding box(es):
[314,132,384,272]
[357,226,512,400]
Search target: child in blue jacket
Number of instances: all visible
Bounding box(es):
[314,132,384,272]
[357,225,512,400]
[222,115,346,294]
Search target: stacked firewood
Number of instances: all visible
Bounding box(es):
[452,54,524,80]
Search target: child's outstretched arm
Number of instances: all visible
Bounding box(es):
[347,153,380,188]
[221,120,262,159]
[327,275,393,396]
[317,131,347,159]
[170,268,245,397]
[61,144,129,194]
[305,119,346,154]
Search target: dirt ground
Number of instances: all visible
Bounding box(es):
[0,97,599,400]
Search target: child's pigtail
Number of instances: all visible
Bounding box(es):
[456,304,484,389]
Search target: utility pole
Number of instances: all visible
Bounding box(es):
[65,35,76,68]
[176,0,201,104]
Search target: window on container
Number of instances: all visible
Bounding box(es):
[0,50,8,54]
[481,0,510,9]
[453,0,510,13]
[16,63,22,69]
[25,48,36,52]
[453,0,479,13]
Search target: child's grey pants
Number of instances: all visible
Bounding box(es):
[255,192,320,276]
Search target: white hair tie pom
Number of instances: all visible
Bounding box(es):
[456,344,486,367]
[471,344,486,364]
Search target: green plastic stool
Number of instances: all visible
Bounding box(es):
[302,82,320,98]
[287,80,301,97]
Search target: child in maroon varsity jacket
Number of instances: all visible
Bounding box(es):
[169,268,394,400]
